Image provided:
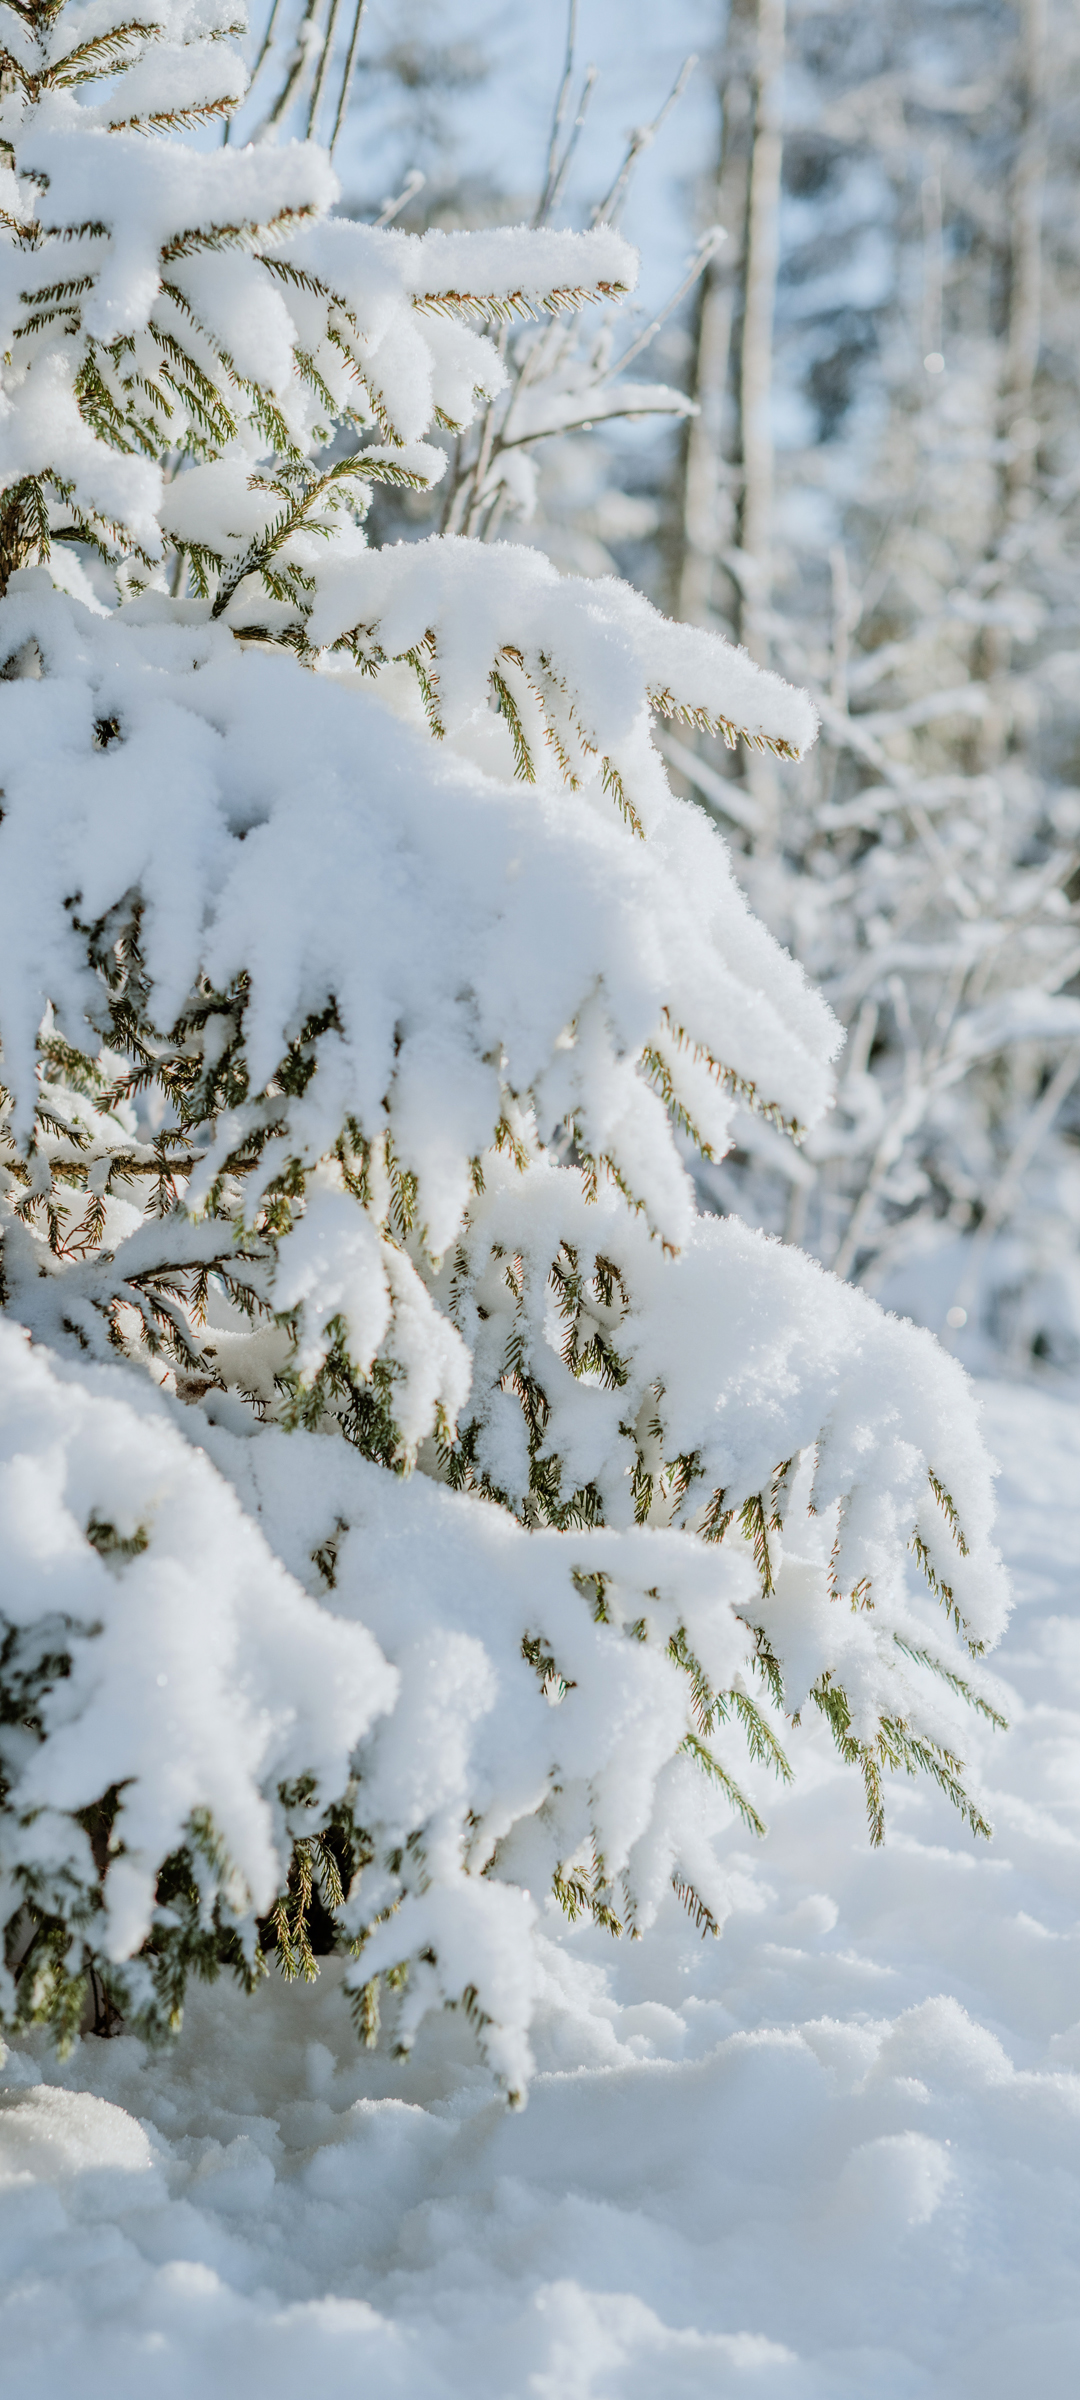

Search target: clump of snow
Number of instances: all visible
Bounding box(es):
[0,1317,394,2008]
[451,1160,1008,1648]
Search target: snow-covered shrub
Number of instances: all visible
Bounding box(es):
[0,0,1008,2095]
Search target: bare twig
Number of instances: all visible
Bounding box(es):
[224,0,285,141]
[251,0,322,139]
[373,169,425,227]
[536,0,579,224]
[592,54,697,226]
[612,225,724,379]
[306,0,342,139]
[545,66,599,223]
[328,0,366,157]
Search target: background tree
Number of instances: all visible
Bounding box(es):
[660,0,1080,1380]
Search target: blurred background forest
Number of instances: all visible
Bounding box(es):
[234,0,1080,1386]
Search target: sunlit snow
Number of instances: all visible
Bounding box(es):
[2,1380,1076,2398]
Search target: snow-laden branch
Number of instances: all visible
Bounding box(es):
[0,574,831,1242]
[299,535,819,762]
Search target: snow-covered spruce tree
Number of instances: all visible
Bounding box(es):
[0,1,1008,2095]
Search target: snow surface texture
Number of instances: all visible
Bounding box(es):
[0,1377,1076,2398]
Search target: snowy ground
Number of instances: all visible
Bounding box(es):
[2,1378,1078,2398]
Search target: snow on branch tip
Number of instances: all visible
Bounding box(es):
[302,536,819,763]
[401,224,638,317]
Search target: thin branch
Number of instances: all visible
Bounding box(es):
[611,224,724,378]
[545,66,599,224]
[224,0,286,140]
[328,0,366,157]
[535,0,579,224]
[373,169,425,228]
[306,0,343,139]
[252,0,322,139]
[252,0,287,81]
[592,53,697,226]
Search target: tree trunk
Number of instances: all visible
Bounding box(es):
[1002,0,1047,507]
[739,0,786,665]
[677,261,736,628]
[973,0,1047,758]
[676,36,754,633]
